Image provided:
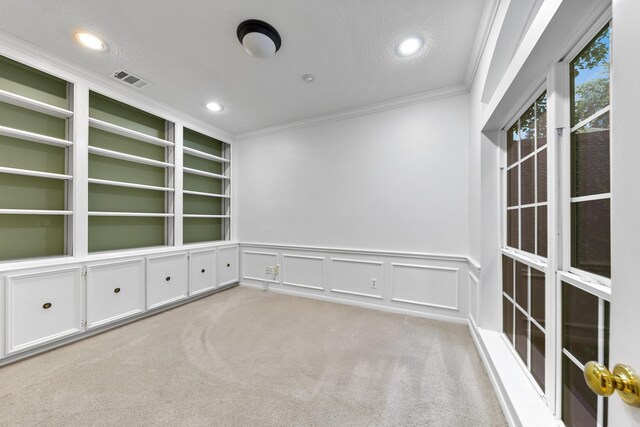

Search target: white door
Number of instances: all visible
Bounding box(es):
[608,1,640,425]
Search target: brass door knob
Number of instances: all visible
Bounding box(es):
[584,361,640,407]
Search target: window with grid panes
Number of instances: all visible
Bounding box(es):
[502,93,548,392]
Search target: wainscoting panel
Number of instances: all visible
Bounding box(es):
[242,250,279,283]
[240,243,470,322]
[330,258,384,299]
[282,254,325,290]
[390,263,459,311]
[468,272,479,322]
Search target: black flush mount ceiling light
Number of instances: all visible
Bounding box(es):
[237,19,281,58]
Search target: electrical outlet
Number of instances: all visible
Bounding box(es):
[265,266,271,275]
[371,278,377,288]
[274,264,280,275]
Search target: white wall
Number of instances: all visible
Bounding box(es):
[235,94,470,255]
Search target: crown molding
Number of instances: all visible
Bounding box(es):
[464,0,502,90]
[0,31,235,143]
[235,84,469,141]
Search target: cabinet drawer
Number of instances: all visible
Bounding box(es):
[6,267,82,354]
[147,253,188,309]
[218,246,239,286]
[87,259,145,329]
[189,250,216,296]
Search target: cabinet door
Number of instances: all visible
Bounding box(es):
[146,253,188,309]
[218,246,239,286]
[189,250,216,296]
[86,259,145,329]
[6,267,82,354]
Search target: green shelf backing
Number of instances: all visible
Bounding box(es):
[89,217,166,252]
[184,154,223,175]
[0,55,68,108]
[0,215,65,260]
[183,217,223,244]
[0,175,65,210]
[0,102,66,138]
[184,194,223,215]
[0,135,66,174]
[89,154,166,187]
[183,128,225,158]
[183,174,224,194]
[89,185,166,213]
[89,92,166,139]
[89,127,165,161]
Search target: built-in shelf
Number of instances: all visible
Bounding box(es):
[0,166,72,180]
[88,146,173,168]
[183,146,229,164]
[183,214,231,218]
[0,209,72,215]
[182,190,230,199]
[0,88,73,119]
[183,167,228,180]
[88,178,174,192]
[88,117,173,148]
[0,125,72,148]
[88,212,174,217]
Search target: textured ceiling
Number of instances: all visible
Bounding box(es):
[0,0,487,135]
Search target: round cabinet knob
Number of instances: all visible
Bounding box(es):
[42,302,52,310]
[165,276,171,282]
[114,287,121,294]
[201,269,206,273]
[227,263,231,268]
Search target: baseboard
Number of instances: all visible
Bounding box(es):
[240,282,468,324]
[468,316,558,427]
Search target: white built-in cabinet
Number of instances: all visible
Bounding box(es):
[0,244,239,362]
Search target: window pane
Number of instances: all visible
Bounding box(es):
[530,267,545,327]
[520,107,535,158]
[536,95,547,149]
[570,25,610,127]
[503,297,514,343]
[571,199,611,278]
[562,282,599,365]
[515,308,528,364]
[531,323,545,391]
[507,167,518,207]
[507,124,519,166]
[515,261,528,310]
[537,148,547,203]
[503,255,514,298]
[507,209,518,248]
[537,205,547,257]
[571,113,610,197]
[521,207,535,254]
[521,156,535,205]
[563,355,597,427]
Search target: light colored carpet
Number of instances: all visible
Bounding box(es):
[0,287,506,426]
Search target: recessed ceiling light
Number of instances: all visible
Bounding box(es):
[206,102,224,112]
[396,36,424,57]
[74,32,107,51]
[302,74,315,83]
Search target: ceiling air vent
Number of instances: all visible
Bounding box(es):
[111,70,151,89]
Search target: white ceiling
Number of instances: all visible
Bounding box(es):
[0,0,488,135]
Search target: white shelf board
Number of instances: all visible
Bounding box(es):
[183,146,229,164]
[183,167,228,180]
[183,214,231,218]
[88,146,173,168]
[89,211,174,217]
[0,209,72,215]
[0,89,73,119]
[182,190,230,199]
[88,178,174,192]
[0,125,72,148]
[89,117,173,148]
[0,166,72,180]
